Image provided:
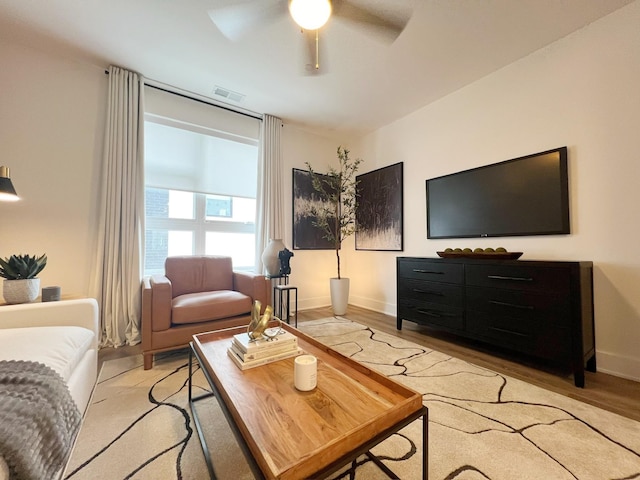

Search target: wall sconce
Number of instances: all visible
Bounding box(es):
[0,166,19,202]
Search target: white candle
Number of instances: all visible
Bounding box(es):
[294,355,317,391]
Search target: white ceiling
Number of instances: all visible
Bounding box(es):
[0,0,634,137]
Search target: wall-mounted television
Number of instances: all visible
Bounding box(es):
[426,147,570,239]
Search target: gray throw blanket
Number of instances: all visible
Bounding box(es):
[0,360,81,480]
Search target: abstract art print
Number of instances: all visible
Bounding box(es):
[355,162,403,251]
[292,168,334,250]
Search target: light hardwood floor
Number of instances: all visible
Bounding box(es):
[99,305,640,423]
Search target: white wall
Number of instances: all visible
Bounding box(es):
[339,1,640,381]
[280,125,356,309]
[0,40,106,297]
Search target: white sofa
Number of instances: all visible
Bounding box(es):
[0,298,99,479]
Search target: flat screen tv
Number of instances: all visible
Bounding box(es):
[426,147,570,239]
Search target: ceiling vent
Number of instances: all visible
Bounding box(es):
[212,85,245,103]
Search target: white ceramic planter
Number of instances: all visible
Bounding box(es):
[3,278,40,304]
[330,277,350,316]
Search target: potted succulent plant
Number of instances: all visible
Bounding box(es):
[306,146,363,315]
[0,253,47,304]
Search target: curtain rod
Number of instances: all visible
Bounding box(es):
[104,69,263,121]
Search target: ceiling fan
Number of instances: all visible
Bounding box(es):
[208,0,412,72]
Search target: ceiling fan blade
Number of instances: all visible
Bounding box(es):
[301,29,328,75]
[332,0,411,43]
[208,0,288,41]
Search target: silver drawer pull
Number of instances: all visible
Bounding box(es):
[413,269,444,275]
[416,308,456,318]
[487,275,533,282]
[412,289,444,296]
[489,300,534,310]
[490,326,529,338]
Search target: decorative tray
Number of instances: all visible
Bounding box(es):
[437,251,523,260]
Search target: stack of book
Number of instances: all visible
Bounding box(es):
[228,327,301,370]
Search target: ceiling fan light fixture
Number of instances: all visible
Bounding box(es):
[289,0,331,30]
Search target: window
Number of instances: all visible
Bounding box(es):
[144,187,256,275]
[206,195,232,218]
[143,87,260,276]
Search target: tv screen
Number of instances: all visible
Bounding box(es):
[426,147,570,239]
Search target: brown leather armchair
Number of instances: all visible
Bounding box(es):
[141,255,269,369]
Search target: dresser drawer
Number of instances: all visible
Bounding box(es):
[398,278,463,307]
[467,311,571,361]
[466,264,570,294]
[398,259,463,284]
[466,286,570,327]
[466,310,536,351]
[399,299,464,331]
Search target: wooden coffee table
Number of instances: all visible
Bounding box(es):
[189,323,428,480]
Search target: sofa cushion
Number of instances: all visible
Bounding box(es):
[172,290,252,325]
[0,326,94,384]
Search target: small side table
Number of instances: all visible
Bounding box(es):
[274,285,297,328]
[266,274,289,286]
[266,274,289,306]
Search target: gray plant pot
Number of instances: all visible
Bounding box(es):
[3,278,40,304]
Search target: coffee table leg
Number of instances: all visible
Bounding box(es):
[188,348,193,402]
[189,342,266,480]
[423,408,429,480]
[365,452,400,479]
[189,344,217,479]
[364,406,428,480]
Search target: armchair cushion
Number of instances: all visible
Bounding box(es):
[172,291,252,325]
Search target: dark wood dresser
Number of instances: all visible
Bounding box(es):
[397,257,596,387]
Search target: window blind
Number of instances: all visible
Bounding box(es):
[144,86,260,198]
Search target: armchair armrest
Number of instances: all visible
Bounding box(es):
[0,299,99,349]
[141,275,173,340]
[233,271,270,310]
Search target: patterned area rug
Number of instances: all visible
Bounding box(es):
[65,317,640,479]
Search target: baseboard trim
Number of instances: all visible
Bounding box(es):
[349,295,395,317]
[298,295,396,316]
[298,297,330,311]
[596,351,640,382]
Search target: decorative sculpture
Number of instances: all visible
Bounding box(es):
[278,248,294,276]
[247,300,282,341]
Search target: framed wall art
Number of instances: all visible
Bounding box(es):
[355,162,403,251]
[292,168,335,250]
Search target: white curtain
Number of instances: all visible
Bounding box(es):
[255,114,284,274]
[91,65,144,347]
